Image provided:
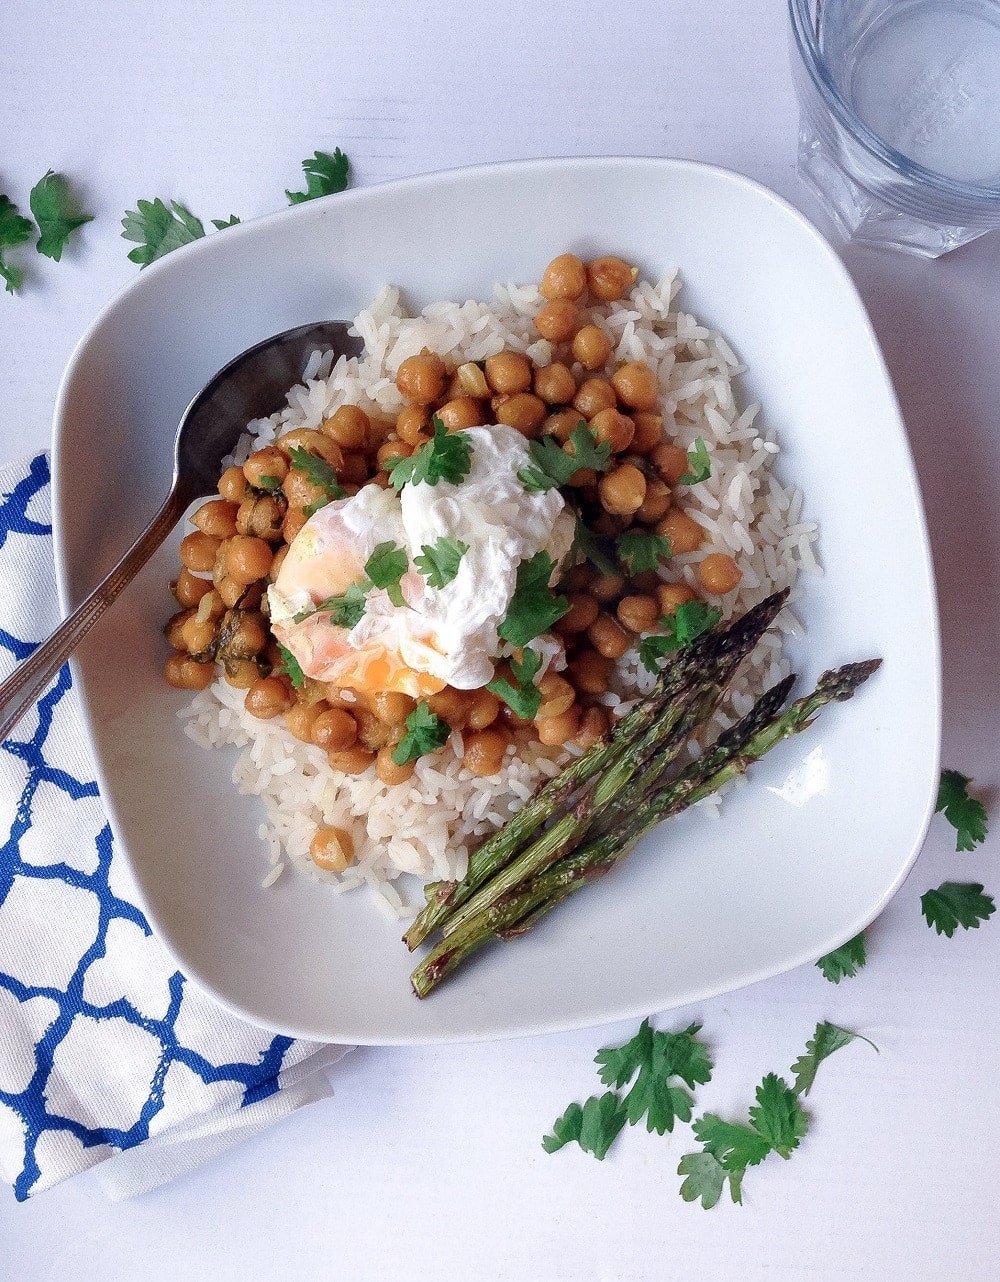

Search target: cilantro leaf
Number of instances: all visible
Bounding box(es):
[486,646,543,720]
[921,882,996,938]
[121,197,206,267]
[286,148,351,204]
[678,436,711,485]
[518,422,611,492]
[637,600,721,674]
[748,1074,809,1158]
[815,931,867,983]
[414,537,468,589]
[29,171,93,262]
[274,643,305,689]
[571,514,617,577]
[0,195,34,293]
[616,530,672,575]
[693,1114,773,1172]
[211,215,241,229]
[389,416,473,491]
[288,446,346,501]
[497,551,570,647]
[678,1151,729,1209]
[365,540,408,608]
[392,701,450,766]
[595,1020,712,1136]
[317,582,368,629]
[542,1092,628,1161]
[791,1021,876,1097]
[936,769,989,852]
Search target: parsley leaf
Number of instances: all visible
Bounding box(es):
[748,1073,809,1157]
[391,701,450,766]
[571,514,617,577]
[316,582,368,630]
[274,643,305,689]
[921,882,996,937]
[0,195,34,293]
[211,215,241,229]
[365,540,408,607]
[389,416,473,491]
[121,197,206,267]
[542,1092,628,1161]
[518,422,611,492]
[815,931,867,983]
[414,537,468,589]
[286,148,351,204]
[637,600,722,673]
[288,446,346,501]
[29,171,93,262]
[486,646,543,720]
[497,551,570,647]
[677,1151,729,1209]
[678,436,711,485]
[595,1019,712,1135]
[791,1022,875,1097]
[616,530,672,575]
[935,769,989,852]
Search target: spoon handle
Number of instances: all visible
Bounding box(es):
[0,486,189,743]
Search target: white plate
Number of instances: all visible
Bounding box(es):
[52,158,940,1044]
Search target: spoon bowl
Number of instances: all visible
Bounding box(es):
[0,319,362,740]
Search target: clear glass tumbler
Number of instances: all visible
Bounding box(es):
[788,0,1000,255]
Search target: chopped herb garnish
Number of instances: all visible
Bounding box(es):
[921,882,995,938]
[0,195,34,294]
[616,530,672,575]
[935,769,989,851]
[316,582,368,630]
[486,646,543,721]
[389,416,474,491]
[542,1093,628,1161]
[518,422,611,492]
[678,436,711,485]
[121,197,206,267]
[571,514,617,577]
[288,446,346,502]
[414,537,468,589]
[497,551,570,647]
[637,600,722,673]
[211,215,241,229]
[790,1022,876,1097]
[29,171,93,262]
[815,931,867,983]
[391,701,450,766]
[364,540,408,607]
[286,148,351,205]
[274,643,305,689]
[257,474,281,491]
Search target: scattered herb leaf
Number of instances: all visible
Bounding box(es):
[486,646,543,720]
[815,931,867,984]
[211,215,241,229]
[518,422,611,491]
[414,537,468,589]
[678,436,711,485]
[747,1073,809,1158]
[497,551,570,647]
[791,1022,875,1097]
[542,1092,629,1161]
[595,1019,712,1135]
[288,446,345,501]
[392,701,450,766]
[935,769,988,852]
[637,600,721,674]
[256,474,281,491]
[921,882,995,938]
[365,540,409,607]
[121,197,206,267]
[274,643,305,689]
[389,416,473,491]
[286,148,351,205]
[616,530,672,575]
[0,195,34,293]
[29,171,93,262]
[571,514,617,577]
[317,582,368,630]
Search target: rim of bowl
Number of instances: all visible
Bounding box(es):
[788,0,1000,204]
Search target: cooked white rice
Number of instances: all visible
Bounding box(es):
[178,272,820,916]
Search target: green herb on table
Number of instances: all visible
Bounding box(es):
[415,537,468,589]
[935,769,988,851]
[392,701,451,766]
[121,197,207,267]
[365,540,409,607]
[389,416,473,491]
[637,600,721,674]
[286,148,350,205]
[486,646,543,721]
[815,930,867,983]
[0,194,34,293]
[920,882,995,937]
[29,171,93,261]
[678,436,711,485]
[615,530,672,575]
[542,1093,629,1161]
[518,422,611,492]
[211,215,241,229]
[497,551,570,647]
[274,643,305,689]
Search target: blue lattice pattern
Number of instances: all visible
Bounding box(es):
[0,456,326,1200]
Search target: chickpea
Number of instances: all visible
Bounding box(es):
[179,530,221,574]
[535,672,576,719]
[219,609,269,659]
[539,253,587,300]
[310,707,359,752]
[338,452,370,485]
[573,378,617,420]
[631,412,665,455]
[456,361,491,398]
[591,571,625,603]
[463,728,508,777]
[173,567,213,608]
[370,690,417,727]
[223,659,260,689]
[243,446,289,489]
[655,507,705,555]
[395,351,447,403]
[542,408,583,444]
[164,609,194,651]
[591,510,627,537]
[572,324,613,371]
[656,582,696,617]
[536,704,581,747]
[395,403,430,447]
[376,440,413,471]
[588,613,633,660]
[697,552,743,596]
[651,441,691,486]
[611,361,660,411]
[534,298,580,343]
[278,429,343,471]
[352,708,394,752]
[281,468,326,512]
[589,407,635,453]
[309,825,355,872]
[180,613,217,655]
[223,535,273,585]
[496,392,546,437]
[284,700,327,743]
[574,704,610,751]
[436,396,485,432]
[561,562,592,592]
[244,675,294,719]
[282,507,309,545]
[554,592,600,636]
[566,648,613,694]
[217,577,246,609]
[599,463,647,516]
[586,256,637,302]
[467,689,500,731]
[376,747,416,787]
[164,653,216,690]
[636,477,672,525]
[236,494,285,541]
[218,465,249,503]
[191,499,239,540]
[616,594,660,634]
[321,404,370,450]
[485,350,533,395]
[533,362,577,405]
[428,686,472,731]
[328,746,376,775]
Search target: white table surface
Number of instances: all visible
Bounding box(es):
[3,2,1000,1278]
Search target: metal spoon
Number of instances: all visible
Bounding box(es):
[0,320,363,741]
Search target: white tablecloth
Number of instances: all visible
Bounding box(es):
[3,0,999,1276]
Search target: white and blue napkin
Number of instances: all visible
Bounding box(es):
[0,454,347,1201]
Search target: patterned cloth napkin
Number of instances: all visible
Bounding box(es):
[0,454,347,1201]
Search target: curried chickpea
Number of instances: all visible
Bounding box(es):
[436,396,485,432]
[485,350,532,395]
[164,609,194,651]
[278,429,343,471]
[243,446,289,489]
[310,707,359,752]
[222,659,260,689]
[376,439,413,470]
[554,592,600,636]
[191,499,239,540]
[636,476,672,525]
[244,675,295,719]
[164,653,215,690]
[574,704,610,751]
[219,609,269,659]
[535,671,576,719]
[282,507,309,545]
[496,392,546,437]
[572,324,613,371]
[353,708,395,752]
[539,253,587,300]
[650,441,691,486]
[218,465,249,504]
[466,689,501,731]
[456,361,491,398]
[631,412,665,455]
[590,571,625,603]
[328,746,376,775]
[533,362,577,405]
[599,463,647,516]
[236,494,285,542]
[428,686,473,731]
[283,700,326,743]
[338,452,369,485]
[223,535,273,585]
[697,552,743,595]
[534,298,580,343]
[542,408,583,443]
[370,690,416,727]
[536,704,581,747]
[179,531,221,574]
[572,378,617,420]
[463,728,508,777]
[395,403,430,446]
[395,351,447,403]
[586,256,637,302]
[616,594,660,634]
[655,507,705,555]
[587,612,633,660]
[376,746,416,787]
[656,582,696,616]
[589,407,636,453]
[321,404,370,449]
[566,648,613,694]
[180,613,218,656]
[281,468,326,512]
[611,361,660,411]
[309,825,355,872]
[173,567,213,609]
